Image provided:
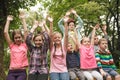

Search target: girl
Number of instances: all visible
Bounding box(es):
[26,21,50,80]
[4,13,28,80]
[74,24,103,80]
[48,16,69,80]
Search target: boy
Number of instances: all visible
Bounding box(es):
[96,38,120,80]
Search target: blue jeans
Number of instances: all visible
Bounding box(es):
[103,68,119,77]
[50,72,69,80]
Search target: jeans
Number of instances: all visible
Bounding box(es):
[50,72,69,80]
[103,68,119,77]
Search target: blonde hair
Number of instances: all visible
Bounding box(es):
[98,38,107,44]
[52,31,64,58]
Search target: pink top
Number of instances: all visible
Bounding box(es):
[9,43,28,69]
[50,47,68,73]
[79,45,97,69]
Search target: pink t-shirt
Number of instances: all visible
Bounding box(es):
[9,43,28,69]
[80,45,97,69]
[50,47,68,73]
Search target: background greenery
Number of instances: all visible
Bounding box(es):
[0,0,120,80]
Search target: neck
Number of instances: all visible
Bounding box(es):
[55,44,61,48]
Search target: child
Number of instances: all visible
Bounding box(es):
[49,16,69,80]
[26,21,50,80]
[96,38,120,80]
[4,13,28,80]
[74,24,103,80]
[58,9,83,48]
[90,24,109,53]
[66,41,85,80]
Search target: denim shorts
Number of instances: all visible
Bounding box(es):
[50,72,69,80]
[103,68,119,77]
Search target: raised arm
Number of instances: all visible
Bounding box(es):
[39,20,50,34]
[47,16,53,50]
[58,11,71,34]
[71,9,83,41]
[26,20,39,51]
[58,18,65,34]
[19,11,28,41]
[63,16,69,51]
[91,24,98,45]
[4,15,13,45]
[102,24,109,40]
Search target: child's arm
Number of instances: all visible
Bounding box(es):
[26,20,38,51]
[63,16,69,51]
[19,11,28,41]
[102,24,109,40]
[70,29,80,51]
[58,11,70,34]
[30,20,38,33]
[4,15,13,45]
[58,18,65,34]
[71,9,83,41]
[47,16,53,50]
[91,24,99,45]
[43,22,50,34]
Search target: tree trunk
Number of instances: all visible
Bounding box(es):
[0,0,7,79]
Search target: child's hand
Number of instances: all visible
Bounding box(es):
[71,9,77,14]
[33,20,39,28]
[19,11,26,19]
[65,11,71,16]
[102,24,107,32]
[47,16,53,22]
[7,15,13,21]
[63,16,69,22]
[95,23,100,29]
[39,20,46,27]
[100,69,106,76]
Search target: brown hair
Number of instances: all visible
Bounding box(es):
[98,38,107,44]
[33,33,44,42]
[12,29,23,42]
[67,18,75,26]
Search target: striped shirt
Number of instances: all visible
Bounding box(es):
[95,50,116,70]
[26,32,50,74]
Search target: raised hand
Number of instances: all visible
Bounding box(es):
[33,20,39,27]
[63,16,69,22]
[19,11,26,19]
[30,20,39,33]
[65,11,71,16]
[94,23,100,30]
[102,24,107,32]
[7,15,13,21]
[47,16,53,22]
[71,9,77,14]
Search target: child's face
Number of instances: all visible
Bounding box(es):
[67,43,74,52]
[34,36,43,47]
[53,33,62,44]
[68,22,75,31]
[14,34,22,45]
[94,36,99,45]
[99,40,108,50]
[82,37,90,47]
